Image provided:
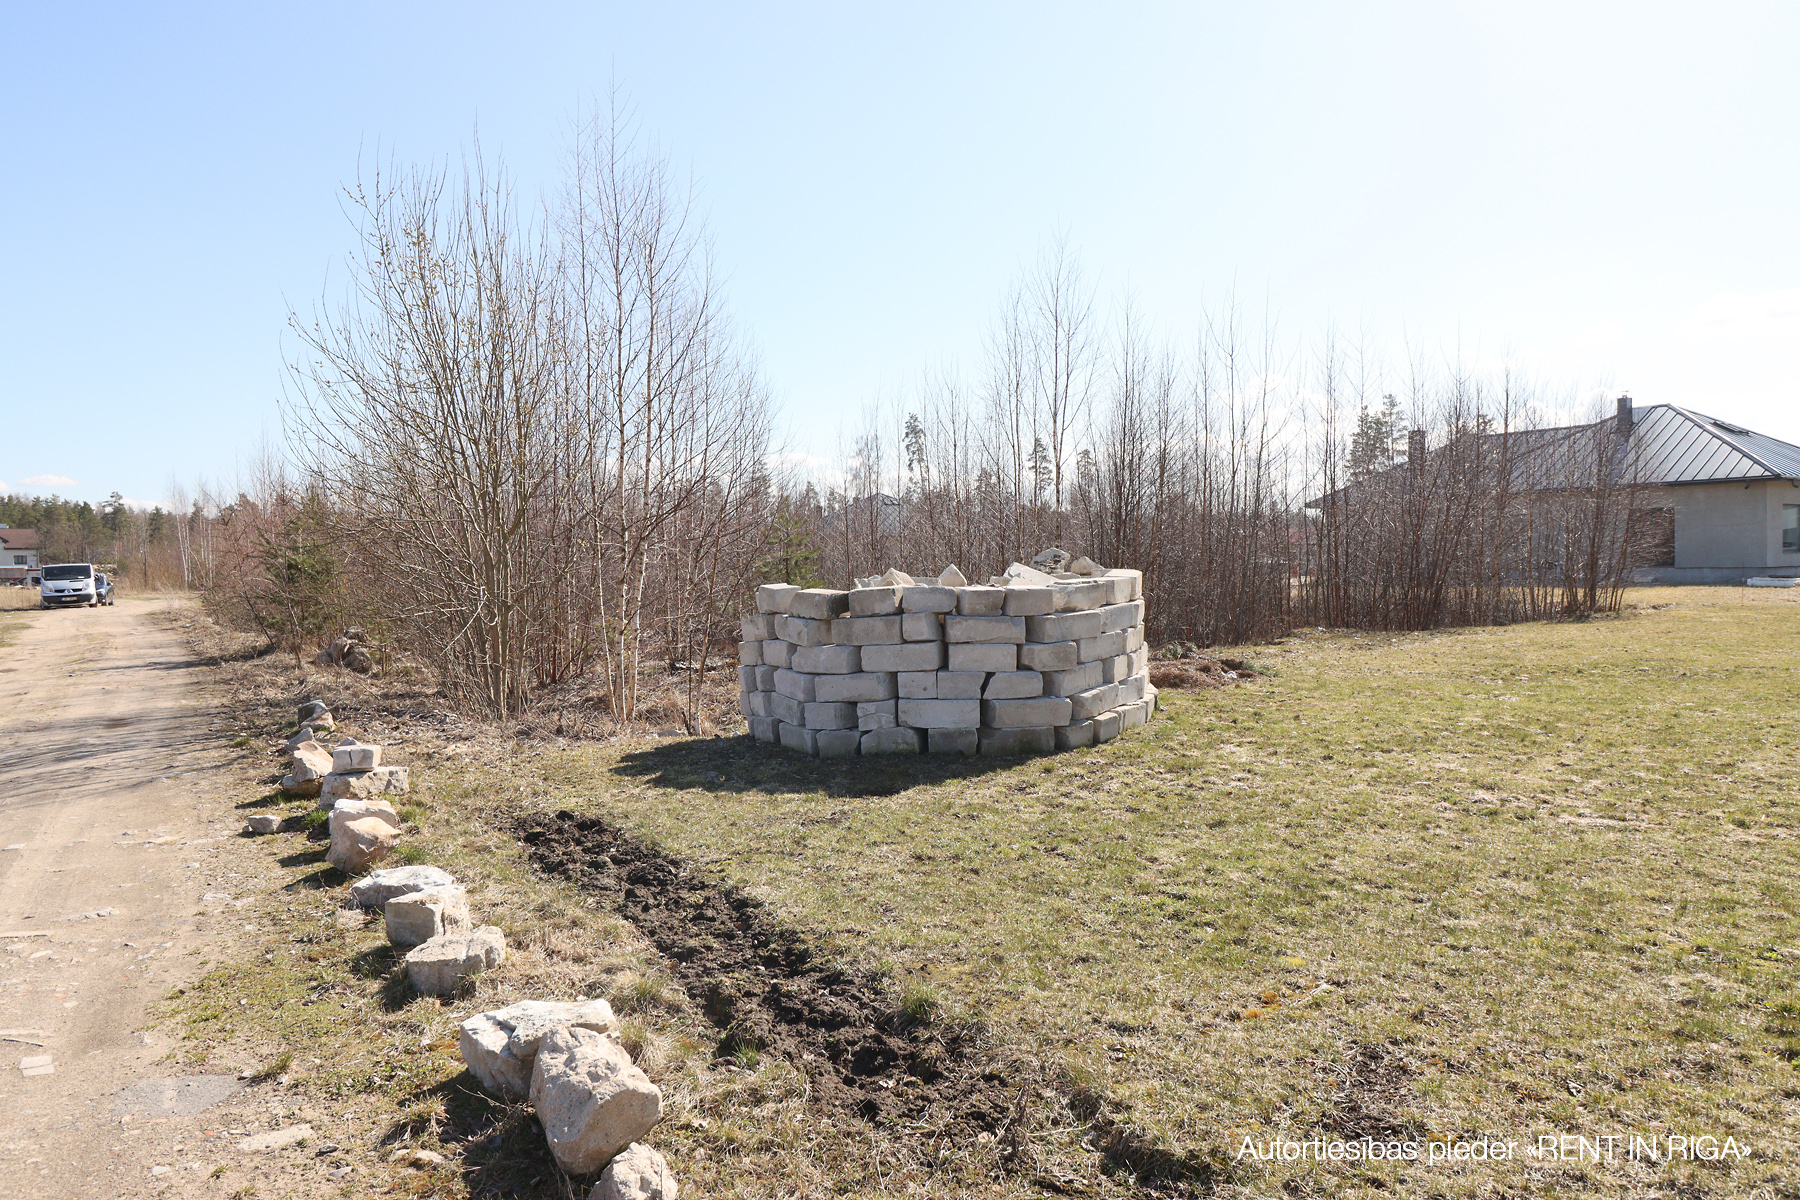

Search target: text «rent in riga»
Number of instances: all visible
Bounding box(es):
[1235,1132,1751,1164]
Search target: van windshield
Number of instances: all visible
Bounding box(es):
[42,564,93,581]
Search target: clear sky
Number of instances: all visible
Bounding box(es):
[3,2,1796,506]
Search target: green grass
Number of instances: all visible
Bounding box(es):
[425,586,1800,1197]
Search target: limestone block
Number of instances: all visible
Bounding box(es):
[1004,561,1058,586]
[460,999,619,1102]
[1068,683,1121,721]
[767,692,804,725]
[1025,611,1104,642]
[244,813,281,834]
[815,672,897,703]
[320,766,411,805]
[1126,646,1149,675]
[857,699,897,729]
[332,741,382,772]
[1077,630,1130,662]
[288,741,333,786]
[737,665,757,691]
[298,699,331,722]
[804,702,857,730]
[1100,600,1145,634]
[1146,682,1160,713]
[741,691,769,718]
[982,696,1072,728]
[407,926,507,996]
[816,728,862,758]
[947,643,1016,673]
[749,716,780,743]
[927,728,979,755]
[934,670,986,699]
[1103,568,1143,600]
[772,668,818,703]
[979,726,1056,755]
[1018,640,1078,672]
[1119,700,1149,729]
[791,645,861,674]
[1093,710,1124,743]
[329,799,402,835]
[937,564,968,586]
[741,613,774,641]
[756,583,800,613]
[788,589,850,620]
[352,865,456,909]
[945,614,1026,644]
[1101,654,1131,684]
[762,639,793,668]
[327,816,399,873]
[738,640,763,666]
[830,616,904,646]
[1118,671,1148,702]
[593,1142,678,1200]
[1126,625,1145,652]
[956,586,1006,615]
[861,726,921,754]
[385,886,470,948]
[1042,660,1102,697]
[861,642,944,672]
[897,670,936,698]
[1051,579,1111,611]
[748,666,771,693]
[1002,586,1055,616]
[901,612,943,641]
[1056,719,1096,750]
[982,671,1043,699]
[897,698,980,728]
[1031,547,1071,573]
[775,615,834,647]
[900,585,958,613]
[530,1027,663,1175]
[848,586,903,616]
[778,723,818,755]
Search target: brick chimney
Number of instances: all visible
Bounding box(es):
[1616,393,1634,436]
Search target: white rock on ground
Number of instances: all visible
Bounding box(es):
[406,926,506,996]
[326,816,399,874]
[352,865,456,909]
[328,799,401,835]
[459,999,620,1101]
[281,741,334,796]
[243,814,282,835]
[591,1141,678,1200]
[530,1026,663,1175]
[384,886,470,948]
[331,741,382,772]
[318,766,411,805]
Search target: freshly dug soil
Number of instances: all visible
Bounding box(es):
[1148,657,1253,690]
[511,809,1017,1136]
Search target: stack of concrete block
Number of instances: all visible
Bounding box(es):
[738,558,1157,757]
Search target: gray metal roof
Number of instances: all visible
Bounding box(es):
[1629,404,1800,484]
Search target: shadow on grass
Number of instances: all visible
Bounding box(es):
[235,790,292,811]
[613,734,1036,798]
[395,1071,565,1196]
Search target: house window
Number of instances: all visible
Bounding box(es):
[11,555,23,565]
[1785,504,1800,553]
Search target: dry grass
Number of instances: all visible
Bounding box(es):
[0,585,45,610]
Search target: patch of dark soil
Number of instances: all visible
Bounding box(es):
[1316,1042,1426,1143]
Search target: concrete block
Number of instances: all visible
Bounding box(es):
[1126,625,1144,652]
[756,583,800,613]
[948,643,1016,673]
[945,614,1025,644]
[750,716,780,743]
[1093,710,1123,743]
[900,585,958,613]
[1119,700,1149,729]
[1042,660,1102,697]
[897,698,980,728]
[816,672,897,703]
[1056,719,1096,750]
[1018,640,1078,671]
[805,701,858,730]
[1068,683,1120,721]
[792,644,862,674]
[927,727,979,755]
[776,615,834,647]
[816,728,862,757]
[935,671,986,699]
[861,726,922,754]
[861,642,945,672]
[1127,647,1148,675]
[1100,599,1145,633]
[982,696,1072,728]
[768,691,804,725]
[1101,654,1130,684]
[737,665,757,691]
[742,691,769,718]
[738,639,763,666]
[773,668,818,702]
[762,639,793,668]
[778,723,819,754]
[741,613,775,641]
[978,726,1056,755]
[849,586,903,616]
[983,670,1043,699]
[1118,671,1148,702]
[1002,586,1055,616]
[857,699,898,729]
[1077,630,1130,662]
[1103,568,1143,600]
[754,664,777,691]
[897,671,936,698]
[333,741,382,772]
[1052,579,1111,611]
[956,586,1006,615]
[831,616,904,645]
[789,589,850,620]
[1025,611,1104,642]
[901,612,943,641]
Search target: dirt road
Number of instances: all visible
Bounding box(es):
[0,596,281,1196]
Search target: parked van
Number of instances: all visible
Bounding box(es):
[40,562,99,608]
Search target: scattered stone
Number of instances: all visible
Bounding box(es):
[331,741,382,772]
[460,998,620,1101]
[326,816,399,874]
[243,814,282,835]
[351,865,456,909]
[406,926,506,996]
[297,700,330,722]
[319,765,411,805]
[592,1141,678,1200]
[328,799,402,834]
[20,1055,53,1077]
[530,1027,663,1175]
[385,886,470,948]
[388,1147,447,1167]
[1031,547,1071,573]
[238,1124,314,1152]
[281,741,333,797]
[936,564,968,587]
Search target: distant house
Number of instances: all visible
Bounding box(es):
[0,526,41,583]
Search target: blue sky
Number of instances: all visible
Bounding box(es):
[2,2,1796,506]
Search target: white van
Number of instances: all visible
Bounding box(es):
[40,563,99,608]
